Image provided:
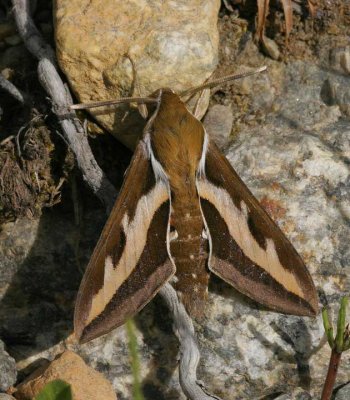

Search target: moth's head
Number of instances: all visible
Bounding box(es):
[149,87,205,180]
[150,88,175,97]
[139,88,185,122]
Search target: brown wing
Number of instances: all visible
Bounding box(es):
[197,140,319,316]
[74,139,175,343]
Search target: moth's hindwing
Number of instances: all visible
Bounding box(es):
[197,140,319,316]
[74,140,175,343]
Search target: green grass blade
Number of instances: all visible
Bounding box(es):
[126,318,144,400]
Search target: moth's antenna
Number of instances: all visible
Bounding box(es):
[70,66,267,111]
[180,66,267,98]
[70,97,158,111]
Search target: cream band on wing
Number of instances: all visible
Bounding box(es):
[86,181,169,325]
[197,179,304,299]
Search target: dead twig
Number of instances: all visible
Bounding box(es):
[256,0,293,42]
[12,0,117,211]
[0,135,15,146]
[0,74,26,104]
[255,0,316,46]
[307,0,317,17]
[11,1,221,398]
[160,284,223,400]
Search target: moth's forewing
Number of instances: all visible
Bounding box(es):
[74,140,175,343]
[197,140,319,316]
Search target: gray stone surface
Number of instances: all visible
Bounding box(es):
[274,387,312,400]
[335,382,350,400]
[0,340,17,391]
[203,104,233,149]
[1,59,350,399]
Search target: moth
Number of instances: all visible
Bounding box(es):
[73,68,319,343]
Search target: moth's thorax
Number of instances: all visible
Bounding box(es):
[150,90,205,191]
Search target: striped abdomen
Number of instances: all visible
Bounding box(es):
[170,192,210,318]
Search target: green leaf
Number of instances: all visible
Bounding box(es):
[34,380,72,400]
[335,297,348,353]
[322,307,335,348]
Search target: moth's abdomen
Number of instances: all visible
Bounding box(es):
[170,203,210,318]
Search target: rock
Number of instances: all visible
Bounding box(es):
[0,215,81,347]
[0,23,16,41]
[1,60,350,399]
[14,351,116,400]
[39,23,53,36]
[274,387,312,399]
[261,36,280,60]
[321,78,350,117]
[0,339,17,391]
[329,46,350,75]
[0,395,17,400]
[335,382,350,400]
[0,45,31,71]
[227,38,280,113]
[4,35,22,47]
[217,61,349,398]
[203,104,233,148]
[54,0,220,149]
[1,68,14,81]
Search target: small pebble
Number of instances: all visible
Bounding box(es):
[261,35,280,60]
[203,104,233,149]
[330,46,350,75]
[4,35,22,47]
[40,23,53,35]
[0,23,16,41]
[1,68,15,80]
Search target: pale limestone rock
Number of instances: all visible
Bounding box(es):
[335,382,350,400]
[54,0,220,149]
[14,351,116,400]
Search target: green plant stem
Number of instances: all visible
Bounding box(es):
[126,319,144,400]
[321,349,342,400]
